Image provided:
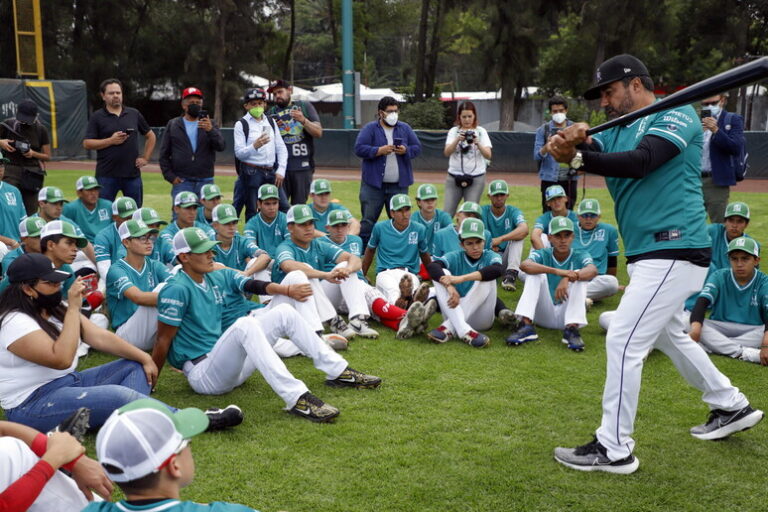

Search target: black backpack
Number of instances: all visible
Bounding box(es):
[234,116,280,176]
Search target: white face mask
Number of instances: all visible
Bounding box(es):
[384,112,398,126]
[552,113,566,124]
[708,105,721,117]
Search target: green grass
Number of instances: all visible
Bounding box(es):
[23,171,768,511]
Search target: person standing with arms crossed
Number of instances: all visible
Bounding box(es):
[546,54,762,474]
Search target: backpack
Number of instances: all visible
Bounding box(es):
[235,116,280,176]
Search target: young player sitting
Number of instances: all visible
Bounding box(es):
[506,216,597,352]
[432,201,491,258]
[159,191,215,246]
[531,185,579,249]
[689,237,768,365]
[412,184,452,263]
[1,217,46,288]
[243,184,289,260]
[62,176,112,243]
[154,227,381,423]
[94,197,139,279]
[308,179,360,237]
[131,207,176,266]
[195,183,223,229]
[571,199,620,301]
[481,179,528,291]
[211,203,270,278]
[36,186,97,272]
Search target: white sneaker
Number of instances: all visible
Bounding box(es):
[349,316,379,339]
[739,347,761,364]
[585,298,594,310]
[322,334,349,351]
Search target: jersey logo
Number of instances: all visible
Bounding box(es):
[408,231,418,244]
[99,209,109,221]
[594,229,605,241]
[348,242,360,255]
[212,284,224,305]
[751,294,758,307]
[504,219,510,230]
[4,192,16,205]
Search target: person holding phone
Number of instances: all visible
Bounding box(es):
[83,78,156,206]
[159,87,226,215]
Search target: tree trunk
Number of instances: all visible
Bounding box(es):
[499,73,515,130]
[327,0,338,66]
[424,0,445,99]
[413,0,430,101]
[214,1,227,122]
[283,0,296,79]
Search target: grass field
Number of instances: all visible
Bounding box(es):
[19,170,768,511]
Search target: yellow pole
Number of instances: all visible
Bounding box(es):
[32,0,44,79]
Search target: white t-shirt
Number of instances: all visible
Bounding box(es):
[445,126,492,177]
[0,312,77,409]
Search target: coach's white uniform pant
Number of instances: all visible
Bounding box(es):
[0,437,89,511]
[700,319,763,359]
[375,269,420,304]
[596,260,748,462]
[182,304,347,408]
[501,240,524,272]
[587,274,619,300]
[434,275,496,337]
[515,273,587,329]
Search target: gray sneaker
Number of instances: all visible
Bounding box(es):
[322,333,349,351]
[349,316,379,338]
[554,437,639,474]
[417,297,438,334]
[289,392,340,423]
[328,315,356,339]
[497,308,518,329]
[396,301,425,339]
[690,405,764,440]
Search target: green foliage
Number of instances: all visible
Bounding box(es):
[399,98,448,129]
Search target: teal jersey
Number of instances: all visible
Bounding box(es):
[368,220,428,273]
[533,210,579,233]
[160,221,216,246]
[412,209,453,250]
[0,181,25,241]
[481,205,526,251]
[94,223,123,263]
[572,222,620,275]
[527,248,594,304]
[220,286,262,332]
[323,234,364,278]
[273,237,343,283]
[699,268,768,325]
[213,234,259,271]
[106,258,171,328]
[0,247,25,293]
[62,198,112,241]
[150,235,177,265]
[83,498,258,512]
[158,268,249,369]
[311,202,345,233]
[435,249,502,297]
[196,208,215,230]
[243,211,289,258]
[59,263,75,295]
[591,104,710,256]
[431,225,492,258]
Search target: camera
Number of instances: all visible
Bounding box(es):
[701,109,712,119]
[13,140,30,153]
[464,130,475,144]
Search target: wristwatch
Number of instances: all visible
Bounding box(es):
[570,151,584,170]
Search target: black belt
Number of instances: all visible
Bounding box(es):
[701,172,712,177]
[189,354,208,365]
[242,162,274,172]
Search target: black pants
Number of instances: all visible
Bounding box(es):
[283,169,314,206]
[540,179,578,213]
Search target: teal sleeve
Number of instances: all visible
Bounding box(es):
[158,284,188,326]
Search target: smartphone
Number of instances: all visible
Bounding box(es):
[124,128,135,135]
[199,110,209,119]
[393,137,403,147]
[700,109,712,119]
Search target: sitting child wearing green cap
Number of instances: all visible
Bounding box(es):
[481,179,528,292]
[308,178,360,237]
[62,176,113,243]
[196,183,224,229]
[432,201,492,258]
[94,196,139,284]
[571,198,620,302]
[159,191,216,247]
[531,184,579,250]
[412,184,452,280]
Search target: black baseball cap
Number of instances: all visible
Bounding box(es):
[16,99,38,124]
[7,253,71,284]
[267,79,291,93]
[242,88,267,104]
[584,54,651,100]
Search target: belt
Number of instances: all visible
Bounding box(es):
[701,172,712,177]
[242,162,274,172]
[189,354,208,365]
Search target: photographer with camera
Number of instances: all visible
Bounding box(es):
[534,96,578,213]
[159,87,225,215]
[0,99,52,215]
[443,102,492,217]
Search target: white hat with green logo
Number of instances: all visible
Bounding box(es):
[112,197,138,219]
[488,179,509,196]
[118,219,157,240]
[201,184,223,200]
[310,179,332,195]
[416,184,438,200]
[545,184,567,202]
[132,207,168,226]
[724,201,750,220]
[549,216,575,235]
[38,186,68,204]
[258,184,279,200]
[459,218,486,240]
[577,199,601,215]
[172,227,220,255]
[40,220,88,248]
[76,176,101,191]
[457,201,481,215]
[19,216,46,237]
[390,194,412,211]
[727,236,759,257]
[174,191,200,208]
[327,209,352,226]
[286,204,315,224]
[212,204,238,224]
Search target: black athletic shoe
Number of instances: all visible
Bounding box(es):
[52,407,91,443]
[501,270,517,291]
[690,405,764,440]
[554,437,639,474]
[205,405,244,431]
[326,367,382,389]
[289,392,340,422]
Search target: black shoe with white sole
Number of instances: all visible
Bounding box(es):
[289,392,340,423]
[554,437,639,474]
[326,367,382,389]
[205,405,244,431]
[690,405,764,440]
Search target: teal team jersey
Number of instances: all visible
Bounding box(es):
[160,221,216,246]
[158,268,250,369]
[368,220,428,274]
[572,222,620,275]
[412,209,453,250]
[481,205,526,251]
[106,258,171,328]
[591,104,710,256]
[62,198,112,241]
[699,268,768,325]
[94,224,123,263]
[213,234,259,271]
[435,249,502,297]
[0,182,25,241]
[431,225,492,258]
[527,248,594,304]
[59,263,75,295]
[533,210,579,234]
[273,237,343,283]
[150,235,177,265]
[311,202,346,233]
[196,209,215,230]
[243,212,289,258]
[323,234,364,278]
[0,247,25,292]
[83,498,257,512]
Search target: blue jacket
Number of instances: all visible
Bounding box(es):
[533,120,577,182]
[709,111,745,186]
[354,120,422,189]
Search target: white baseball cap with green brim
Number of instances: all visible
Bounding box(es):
[118,219,158,240]
[327,209,352,226]
[310,179,332,195]
[76,176,101,191]
[545,185,567,202]
[19,216,46,237]
[549,216,575,235]
[286,204,315,224]
[577,199,601,215]
[258,184,279,200]
[724,201,750,220]
[457,201,481,215]
[459,218,486,240]
[96,398,209,483]
[390,194,412,211]
[488,179,509,196]
[38,186,68,204]
[727,236,759,257]
[40,220,88,248]
[416,184,438,200]
[201,184,223,200]
[172,227,220,255]
[212,204,238,224]
[112,197,138,219]
[132,207,168,226]
[174,191,200,208]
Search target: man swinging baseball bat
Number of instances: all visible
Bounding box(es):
[546,54,765,475]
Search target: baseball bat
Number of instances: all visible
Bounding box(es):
[586,57,768,135]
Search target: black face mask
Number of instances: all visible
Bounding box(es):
[187,103,202,118]
[33,289,62,311]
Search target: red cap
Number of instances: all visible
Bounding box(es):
[182,87,204,99]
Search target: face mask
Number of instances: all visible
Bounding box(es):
[708,105,721,117]
[552,113,566,124]
[249,107,264,118]
[187,103,202,118]
[384,112,398,126]
[33,289,62,311]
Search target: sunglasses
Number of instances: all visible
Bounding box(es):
[701,100,720,107]
[579,213,599,219]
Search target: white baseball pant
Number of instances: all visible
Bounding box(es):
[501,240,524,272]
[375,269,420,304]
[587,274,620,300]
[514,273,587,329]
[433,274,496,337]
[114,283,165,351]
[699,319,763,359]
[596,259,748,461]
[317,262,369,320]
[182,304,347,408]
[0,242,8,262]
[271,270,334,332]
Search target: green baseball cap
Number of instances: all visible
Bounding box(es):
[172,227,220,255]
[76,176,101,191]
[118,219,157,240]
[488,179,509,196]
[174,191,200,208]
[727,236,759,257]
[112,197,138,219]
[200,184,223,200]
[287,204,315,224]
[212,204,238,224]
[459,218,486,240]
[327,209,352,226]
[310,179,332,195]
[38,186,68,204]
[457,201,481,216]
[0,150,8,164]
[19,216,46,237]
[549,216,575,235]
[258,184,279,200]
[40,220,88,248]
[545,185,567,202]
[390,194,412,211]
[724,201,750,220]
[577,199,601,215]
[416,184,438,200]
[132,207,168,226]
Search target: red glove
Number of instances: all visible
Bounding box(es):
[85,291,104,309]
